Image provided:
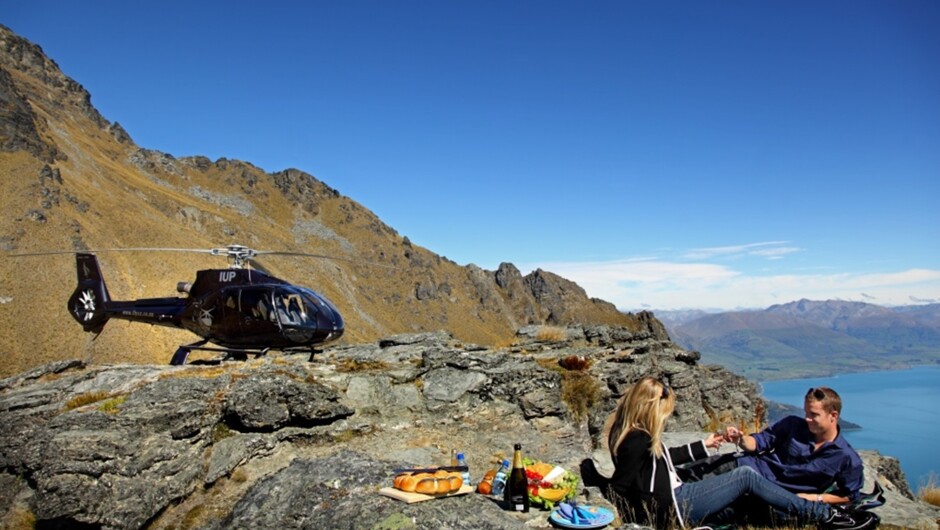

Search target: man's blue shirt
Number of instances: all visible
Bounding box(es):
[737,415,863,501]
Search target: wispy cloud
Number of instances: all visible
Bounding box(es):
[749,246,802,259]
[681,241,796,260]
[522,249,940,310]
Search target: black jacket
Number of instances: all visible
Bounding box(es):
[609,430,710,528]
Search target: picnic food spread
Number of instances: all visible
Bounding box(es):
[381,446,585,523]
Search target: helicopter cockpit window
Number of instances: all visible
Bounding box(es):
[240,289,274,322]
[301,292,323,316]
[273,290,307,326]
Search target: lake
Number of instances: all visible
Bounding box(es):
[759,365,940,490]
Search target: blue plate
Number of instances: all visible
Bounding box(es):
[548,505,614,529]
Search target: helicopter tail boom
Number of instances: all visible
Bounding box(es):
[68,253,112,333]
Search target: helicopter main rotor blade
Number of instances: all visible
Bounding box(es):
[8,245,397,270]
[8,247,215,257]
[253,251,396,269]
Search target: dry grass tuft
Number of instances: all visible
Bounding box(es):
[230,467,249,483]
[918,473,940,507]
[159,365,230,380]
[534,356,600,422]
[64,391,111,410]
[1,505,36,530]
[335,359,390,373]
[703,408,755,436]
[98,395,126,414]
[181,504,206,530]
[561,372,601,423]
[333,425,376,443]
[535,357,562,372]
[752,399,766,433]
[701,397,766,436]
[492,335,517,349]
[212,423,235,443]
[535,326,567,342]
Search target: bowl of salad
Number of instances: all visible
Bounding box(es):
[523,458,579,509]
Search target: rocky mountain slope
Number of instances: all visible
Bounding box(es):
[0,24,648,378]
[663,299,940,380]
[2,325,935,530]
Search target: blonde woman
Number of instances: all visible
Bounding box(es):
[605,377,875,529]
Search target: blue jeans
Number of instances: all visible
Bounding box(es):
[675,466,830,526]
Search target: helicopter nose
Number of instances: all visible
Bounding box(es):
[314,301,344,340]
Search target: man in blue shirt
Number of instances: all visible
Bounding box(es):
[724,386,864,505]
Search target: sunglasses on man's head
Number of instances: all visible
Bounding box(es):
[660,379,670,399]
[807,387,826,400]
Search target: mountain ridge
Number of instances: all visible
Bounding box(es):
[0,24,648,377]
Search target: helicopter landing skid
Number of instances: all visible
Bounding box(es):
[170,341,271,366]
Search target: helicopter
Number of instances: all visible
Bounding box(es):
[64,244,346,365]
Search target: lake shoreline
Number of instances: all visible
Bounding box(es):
[749,359,940,383]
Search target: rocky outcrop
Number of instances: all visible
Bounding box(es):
[0,24,108,133]
[1,327,934,529]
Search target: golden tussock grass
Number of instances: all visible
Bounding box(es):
[491,335,518,349]
[212,423,235,443]
[533,356,600,422]
[561,372,601,423]
[159,365,231,381]
[535,357,562,372]
[535,326,567,342]
[181,504,207,530]
[98,395,126,414]
[64,391,112,410]
[918,473,940,507]
[702,406,764,437]
[335,359,390,373]
[0,505,36,530]
[230,467,249,483]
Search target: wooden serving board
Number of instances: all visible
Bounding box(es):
[378,485,474,503]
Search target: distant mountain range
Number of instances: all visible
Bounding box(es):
[655,299,940,381]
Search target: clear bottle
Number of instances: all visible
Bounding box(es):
[490,459,511,497]
[505,444,530,512]
[451,448,459,467]
[456,452,472,487]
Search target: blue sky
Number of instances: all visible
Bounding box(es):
[5,1,939,310]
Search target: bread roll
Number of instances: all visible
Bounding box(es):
[399,474,420,492]
[446,473,462,491]
[393,472,411,489]
[415,478,438,495]
[435,477,451,494]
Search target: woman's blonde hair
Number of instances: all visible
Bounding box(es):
[606,376,676,458]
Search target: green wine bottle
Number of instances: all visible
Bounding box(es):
[505,443,529,512]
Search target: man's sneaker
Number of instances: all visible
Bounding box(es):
[819,506,880,530]
[849,481,886,511]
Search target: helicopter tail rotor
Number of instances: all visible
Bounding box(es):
[67,253,112,333]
